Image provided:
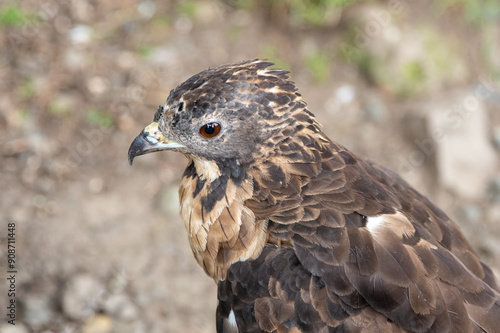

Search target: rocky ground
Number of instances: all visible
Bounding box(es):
[0,1,499,332]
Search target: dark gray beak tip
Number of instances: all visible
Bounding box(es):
[128,133,148,166]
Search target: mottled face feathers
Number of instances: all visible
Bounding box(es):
[154,59,314,164]
[128,60,500,333]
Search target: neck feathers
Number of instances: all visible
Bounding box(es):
[179,160,267,281]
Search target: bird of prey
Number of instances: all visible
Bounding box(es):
[128,59,500,332]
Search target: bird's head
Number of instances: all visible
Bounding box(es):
[128,60,320,175]
[128,60,330,279]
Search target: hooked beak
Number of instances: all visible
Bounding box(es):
[128,122,184,165]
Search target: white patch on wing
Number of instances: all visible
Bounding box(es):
[366,215,386,236]
[366,212,416,239]
[228,309,237,327]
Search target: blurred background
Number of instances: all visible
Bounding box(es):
[0,0,499,332]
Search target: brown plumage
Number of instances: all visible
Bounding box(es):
[128,60,500,332]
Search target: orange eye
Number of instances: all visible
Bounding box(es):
[199,122,221,138]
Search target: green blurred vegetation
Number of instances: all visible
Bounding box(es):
[0,4,30,27]
[217,0,498,93]
[222,0,500,26]
[135,44,153,58]
[305,51,331,83]
[261,45,291,72]
[339,23,471,97]
[3,0,498,102]
[19,78,35,99]
[224,0,359,26]
[48,99,72,117]
[86,109,114,129]
[176,0,198,18]
[17,108,29,121]
[437,0,500,25]
[286,0,357,26]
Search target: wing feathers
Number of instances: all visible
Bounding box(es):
[216,132,499,332]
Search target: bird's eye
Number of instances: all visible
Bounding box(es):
[199,122,221,138]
